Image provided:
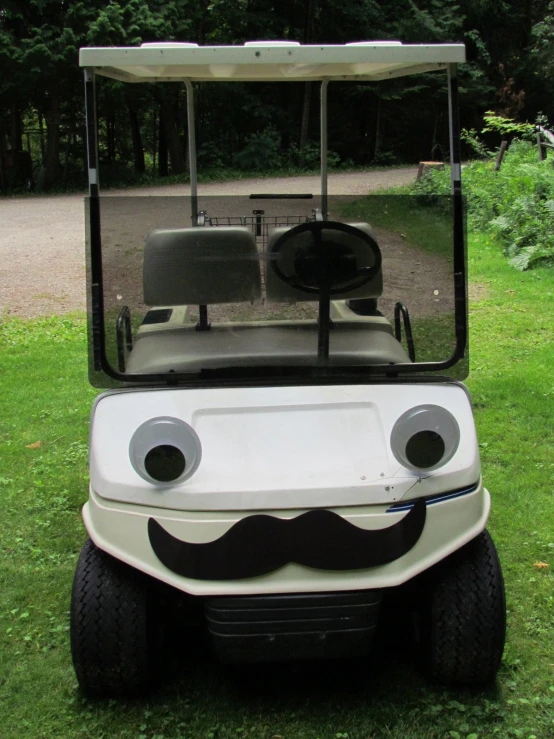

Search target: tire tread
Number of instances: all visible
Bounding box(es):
[70,539,154,697]
[422,529,506,685]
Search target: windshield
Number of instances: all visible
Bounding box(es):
[86,193,467,387]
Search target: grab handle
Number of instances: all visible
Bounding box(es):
[394,302,416,362]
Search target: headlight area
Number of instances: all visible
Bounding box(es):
[390,405,460,473]
[129,416,202,485]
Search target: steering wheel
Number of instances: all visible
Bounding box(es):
[269,220,381,296]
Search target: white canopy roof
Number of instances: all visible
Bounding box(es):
[79,41,465,83]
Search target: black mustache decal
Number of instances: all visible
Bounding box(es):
[148,499,426,581]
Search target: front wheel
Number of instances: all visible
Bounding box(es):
[70,539,159,697]
[416,529,506,686]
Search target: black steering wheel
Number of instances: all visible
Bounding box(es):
[269,220,381,296]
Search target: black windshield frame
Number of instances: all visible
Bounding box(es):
[83,65,467,389]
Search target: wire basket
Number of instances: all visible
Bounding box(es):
[197,211,318,251]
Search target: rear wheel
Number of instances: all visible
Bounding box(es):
[416,529,506,685]
[70,539,159,697]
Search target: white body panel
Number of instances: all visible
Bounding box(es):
[89,384,480,512]
[83,484,489,596]
[79,43,465,83]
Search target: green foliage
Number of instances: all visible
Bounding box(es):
[232,131,343,172]
[532,1,554,74]
[197,141,226,170]
[3,0,552,192]
[481,111,535,139]
[233,127,283,171]
[412,138,554,270]
[289,140,341,170]
[461,128,491,158]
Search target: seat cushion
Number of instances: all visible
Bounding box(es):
[143,226,261,306]
[125,322,410,374]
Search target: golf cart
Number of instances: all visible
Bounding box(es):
[72,41,506,697]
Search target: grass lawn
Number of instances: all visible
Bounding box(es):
[341,194,454,258]
[1,231,554,738]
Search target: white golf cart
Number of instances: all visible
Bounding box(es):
[72,40,505,697]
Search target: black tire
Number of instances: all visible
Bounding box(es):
[70,539,159,698]
[416,529,506,686]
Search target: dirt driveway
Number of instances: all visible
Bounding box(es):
[0,167,431,318]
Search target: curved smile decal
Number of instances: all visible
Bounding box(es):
[148,499,426,581]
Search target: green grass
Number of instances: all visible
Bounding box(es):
[341,194,454,258]
[1,237,554,738]
[341,194,461,368]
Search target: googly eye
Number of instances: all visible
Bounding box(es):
[129,417,201,485]
[390,405,460,472]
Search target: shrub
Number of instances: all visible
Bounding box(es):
[197,142,226,169]
[288,140,341,170]
[411,138,554,270]
[233,127,283,171]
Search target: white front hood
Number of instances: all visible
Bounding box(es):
[89,383,480,511]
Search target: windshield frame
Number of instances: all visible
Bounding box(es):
[83,57,467,388]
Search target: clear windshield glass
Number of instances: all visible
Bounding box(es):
[86,194,467,387]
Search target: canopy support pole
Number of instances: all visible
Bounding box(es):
[84,68,105,372]
[447,63,468,362]
[320,78,329,219]
[184,79,198,226]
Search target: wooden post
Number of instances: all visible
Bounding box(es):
[494,140,508,171]
[537,131,546,161]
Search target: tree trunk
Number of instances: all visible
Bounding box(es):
[196,0,210,44]
[10,105,23,152]
[62,125,73,184]
[430,111,438,159]
[38,111,46,163]
[129,107,145,174]
[0,121,7,189]
[299,82,312,150]
[42,97,62,189]
[158,107,168,177]
[107,113,116,162]
[373,96,382,160]
[160,97,186,174]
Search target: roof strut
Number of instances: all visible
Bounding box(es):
[184,79,198,226]
[320,78,329,220]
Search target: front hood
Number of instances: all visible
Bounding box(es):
[89,383,480,511]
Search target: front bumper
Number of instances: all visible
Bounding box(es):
[83,481,489,596]
[205,589,383,663]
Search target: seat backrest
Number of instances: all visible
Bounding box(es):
[265,222,383,303]
[143,226,261,306]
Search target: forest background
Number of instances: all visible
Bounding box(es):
[2,0,554,191]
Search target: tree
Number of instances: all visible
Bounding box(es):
[2,0,554,190]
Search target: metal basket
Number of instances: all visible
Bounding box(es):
[197,210,319,250]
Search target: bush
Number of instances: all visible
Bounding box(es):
[288,140,341,170]
[233,128,283,171]
[411,139,554,270]
[233,133,343,173]
[197,142,226,169]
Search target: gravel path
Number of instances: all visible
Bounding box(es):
[0,167,420,318]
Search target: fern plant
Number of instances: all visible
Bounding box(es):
[411,138,554,270]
